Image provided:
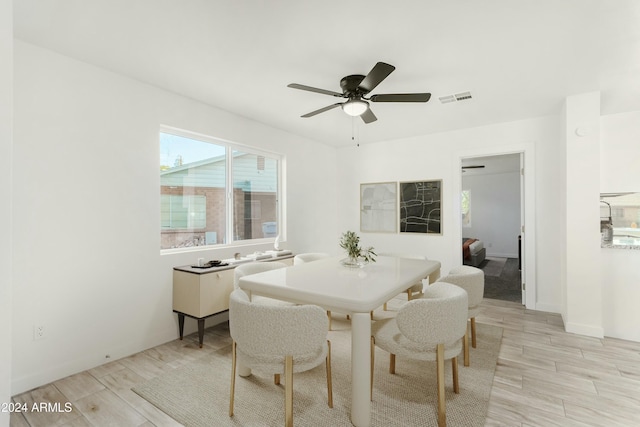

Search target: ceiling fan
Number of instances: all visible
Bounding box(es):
[287,62,431,124]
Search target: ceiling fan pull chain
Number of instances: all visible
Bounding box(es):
[352,116,360,147]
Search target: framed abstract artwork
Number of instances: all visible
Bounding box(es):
[399,180,442,234]
[360,182,397,233]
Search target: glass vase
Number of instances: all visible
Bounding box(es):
[341,256,365,268]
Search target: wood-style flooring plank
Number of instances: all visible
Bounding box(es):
[73,388,146,426]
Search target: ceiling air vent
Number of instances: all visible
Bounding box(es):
[439,91,473,104]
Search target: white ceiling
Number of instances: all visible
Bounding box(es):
[13,0,640,147]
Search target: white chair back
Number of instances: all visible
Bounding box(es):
[233,261,287,289]
[229,289,328,358]
[293,252,330,265]
[396,282,468,345]
[439,265,484,308]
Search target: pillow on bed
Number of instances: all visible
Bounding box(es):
[469,240,483,254]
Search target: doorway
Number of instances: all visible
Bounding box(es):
[461,154,522,302]
[452,144,536,309]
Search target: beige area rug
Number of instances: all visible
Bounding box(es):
[133,311,502,426]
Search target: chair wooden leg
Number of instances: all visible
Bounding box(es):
[436,343,446,427]
[327,311,332,331]
[274,374,280,385]
[452,357,459,394]
[407,289,413,301]
[326,340,333,408]
[463,324,470,367]
[285,355,293,427]
[383,302,388,311]
[370,336,375,401]
[389,353,396,374]
[471,317,477,348]
[229,341,237,417]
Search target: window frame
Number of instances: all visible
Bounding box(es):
[160,126,285,253]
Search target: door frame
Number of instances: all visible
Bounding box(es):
[452,143,537,310]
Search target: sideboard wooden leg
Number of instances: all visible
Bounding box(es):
[198,319,205,348]
[178,313,185,340]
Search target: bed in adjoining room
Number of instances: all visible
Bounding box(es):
[463,237,486,267]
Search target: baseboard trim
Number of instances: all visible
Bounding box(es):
[533,302,561,314]
[564,321,604,338]
[11,328,177,396]
[486,252,519,259]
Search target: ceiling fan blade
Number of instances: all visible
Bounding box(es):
[301,103,343,118]
[360,108,377,124]
[287,83,343,97]
[358,62,395,93]
[369,93,431,102]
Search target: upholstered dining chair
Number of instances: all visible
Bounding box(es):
[437,265,484,366]
[234,261,292,306]
[293,252,330,265]
[371,282,468,427]
[377,253,432,311]
[228,289,333,427]
[293,253,341,329]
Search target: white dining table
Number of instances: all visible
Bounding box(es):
[238,255,441,427]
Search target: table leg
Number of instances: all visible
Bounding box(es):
[351,312,371,427]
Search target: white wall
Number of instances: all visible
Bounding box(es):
[563,92,603,338]
[462,171,521,258]
[335,115,563,312]
[1,0,13,423]
[600,110,640,341]
[11,41,338,394]
[600,111,640,192]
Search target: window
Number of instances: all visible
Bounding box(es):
[160,128,282,250]
[600,192,640,244]
[461,190,471,227]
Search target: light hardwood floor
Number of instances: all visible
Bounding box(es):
[10,298,640,427]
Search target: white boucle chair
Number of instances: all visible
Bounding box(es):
[228,289,333,427]
[293,253,330,265]
[234,261,292,306]
[437,265,484,367]
[377,253,433,310]
[371,282,468,427]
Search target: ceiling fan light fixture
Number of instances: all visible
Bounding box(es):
[342,99,369,116]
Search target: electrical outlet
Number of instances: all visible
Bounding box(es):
[34,324,45,341]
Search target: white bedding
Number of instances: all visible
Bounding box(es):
[469,240,483,254]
